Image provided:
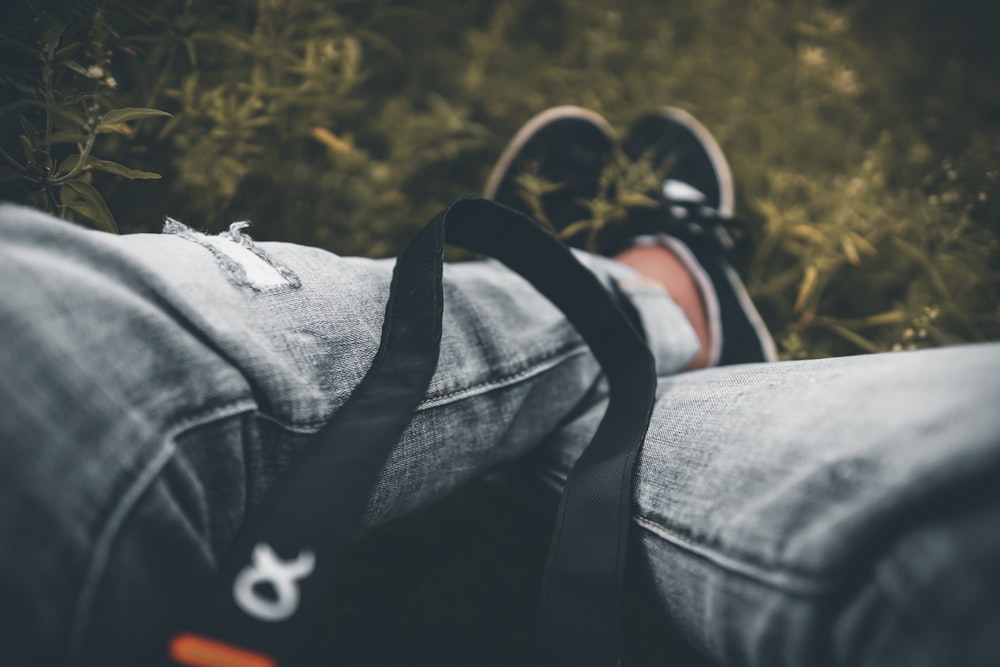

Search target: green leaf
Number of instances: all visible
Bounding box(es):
[88,158,161,180]
[63,200,113,230]
[98,107,171,130]
[18,134,34,159]
[41,25,65,55]
[827,324,883,354]
[38,101,86,126]
[43,130,88,145]
[58,154,81,173]
[0,99,86,126]
[58,154,159,179]
[54,42,83,59]
[0,79,36,96]
[0,99,32,118]
[61,180,118,233]
[62,60,90,77]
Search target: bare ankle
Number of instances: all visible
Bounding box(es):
[613,244,712,369]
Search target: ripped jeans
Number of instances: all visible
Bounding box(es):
[1,202,999,667]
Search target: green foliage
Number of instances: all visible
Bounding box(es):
[3,0,997,356]
[0,8,170,232]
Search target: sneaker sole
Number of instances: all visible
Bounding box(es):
[653,109,774,360]
[632,107,776,362]
[483,106,616,200]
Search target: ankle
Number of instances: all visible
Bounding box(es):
[613,243,712,369]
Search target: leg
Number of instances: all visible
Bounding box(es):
[488,105,1000,665]
[538,345,1000,666]
[614,243,712,369]
[0,203,699,666]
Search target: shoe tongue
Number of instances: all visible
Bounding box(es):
[662,179,707,204]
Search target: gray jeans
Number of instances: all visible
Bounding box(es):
[1,203,998,667]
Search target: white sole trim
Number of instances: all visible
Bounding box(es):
[483,105,616,199]
[647,108,777,361]
[657,235,724,367]
[632,234,723,367]
[651,107,735,218]
[720,262,779,361]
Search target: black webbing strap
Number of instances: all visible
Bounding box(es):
[164,197,657,667]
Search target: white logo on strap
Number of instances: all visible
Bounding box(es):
[233,544,316,622]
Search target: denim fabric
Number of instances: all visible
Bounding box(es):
[538,347,1000,667]
[1,202,999,667]
[634,349,1000,667]
[0,204,695,666]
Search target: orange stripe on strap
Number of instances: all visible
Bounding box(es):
[169,634,277,667]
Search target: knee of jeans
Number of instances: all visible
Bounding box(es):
[74,416,254,667]
[632,490,1000,667]
[832,491,1000,667]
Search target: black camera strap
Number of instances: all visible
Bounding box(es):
[165,197,657,667]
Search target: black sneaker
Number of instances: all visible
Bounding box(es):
[622,107,776,365]
[484,106,616,233]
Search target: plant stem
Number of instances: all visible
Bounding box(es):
[0,145,26,171]
[49,131,97,184]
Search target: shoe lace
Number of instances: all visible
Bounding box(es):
[629,196,752,262]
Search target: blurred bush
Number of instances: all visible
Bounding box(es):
[2,0,998,357]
